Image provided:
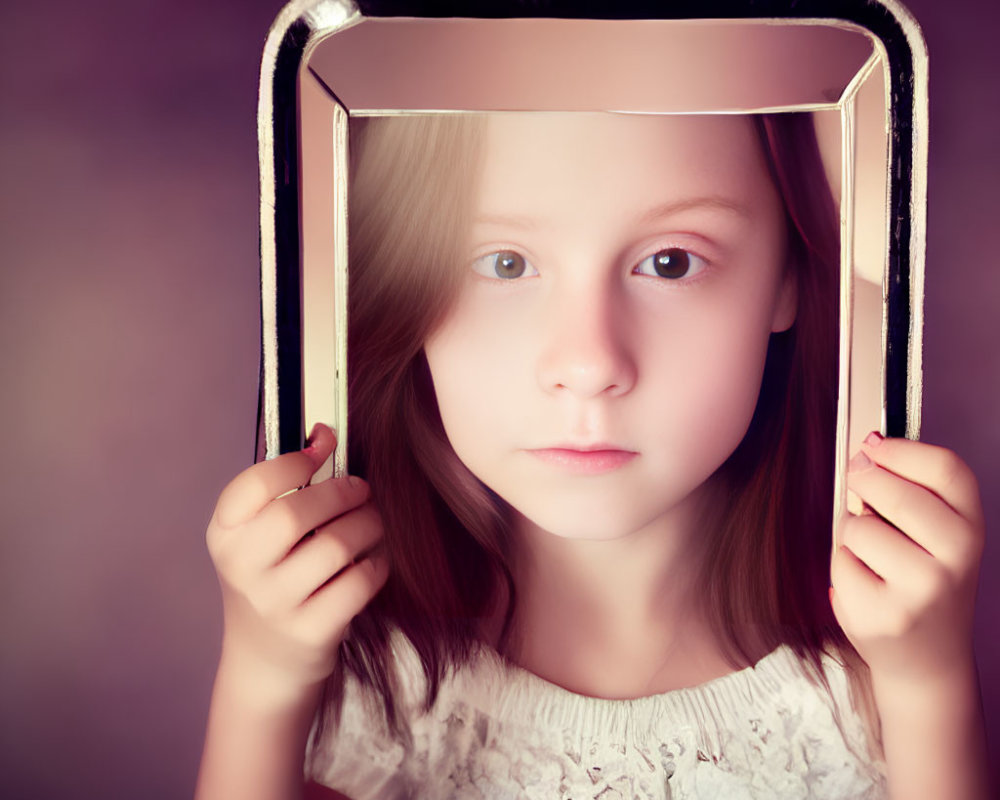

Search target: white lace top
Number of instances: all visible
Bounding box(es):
[307,632,886,799]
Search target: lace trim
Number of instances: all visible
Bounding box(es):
[394,632,823,749]
[308,631,886,799]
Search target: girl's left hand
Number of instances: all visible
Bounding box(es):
[830,434,986,682]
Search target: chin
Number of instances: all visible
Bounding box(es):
[514,502,663,542]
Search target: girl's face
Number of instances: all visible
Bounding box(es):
[424,113,795,540]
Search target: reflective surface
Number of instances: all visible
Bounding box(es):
[295,13,898,536]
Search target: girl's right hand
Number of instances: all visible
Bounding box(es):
[206,423,388,698]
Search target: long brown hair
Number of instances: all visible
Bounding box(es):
[319,111,860,742]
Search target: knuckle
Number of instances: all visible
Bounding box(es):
[268,500,302,538]
[339,582,374,619]
[318,481,349,514]
[937,447,961,475]
[879,491,907,526]
[206,528,244,575]
[243,469,273,499]
[370,556,390,589]
[317,531,352,569]
[839,516,863,550]
[949,522,985,570]
[358,555,390,597]
[212,502,241,532]
[829,547,852,584]
[936,448,969,490]
[322,476,364,510]
[334,564,383,616]
[840,515,882,559]
[351,502,385,544]
[215,472,247,509]
[355,501,385,533]
[205,523,226,560]
[214,473,267,530]
[314,499,383,549]
[238,467,272,501]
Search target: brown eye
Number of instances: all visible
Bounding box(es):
[471,250,538,280]
[495,251,526,279]
[634,248,706,280]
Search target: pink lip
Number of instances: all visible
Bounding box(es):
[527,447,638,474]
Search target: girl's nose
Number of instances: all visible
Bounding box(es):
[535,284,638,399]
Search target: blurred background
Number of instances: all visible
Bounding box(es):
[1,1,997,796]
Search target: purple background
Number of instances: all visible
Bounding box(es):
[1,1,996,796]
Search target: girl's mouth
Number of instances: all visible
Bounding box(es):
[526,447,638,475]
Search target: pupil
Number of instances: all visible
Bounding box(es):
[653,248,690,279]
[495,251,525,279]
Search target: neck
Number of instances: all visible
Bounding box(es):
[504,492,740,699]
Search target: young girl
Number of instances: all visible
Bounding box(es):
[195,113,990,799]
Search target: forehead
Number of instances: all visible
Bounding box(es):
[477,113,777,221]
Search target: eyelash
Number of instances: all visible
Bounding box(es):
[469,246,711,283]
[470,251,539,281]
[632,248,709,281]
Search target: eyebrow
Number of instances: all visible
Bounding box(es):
[638,196,752,225]
[473,196,751,230]
[472,212,540,230]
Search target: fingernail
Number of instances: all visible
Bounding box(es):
[863,430,884,448]
[848,451,872,472]
[304,423,321,451]
[348,475,366,488]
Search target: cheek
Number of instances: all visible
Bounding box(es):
[641,295,775,462]
[696,327,770,440]
[423,304,524,451]
[698,307,772,400]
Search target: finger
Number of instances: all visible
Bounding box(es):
[847,457,969,566]
[247,475,371,565]
[839,512,931,584]
[270,503,383,605]
[297,552,390,633]
[214,423,336,529]
[859,433,983,527]
[830,544,885,631]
